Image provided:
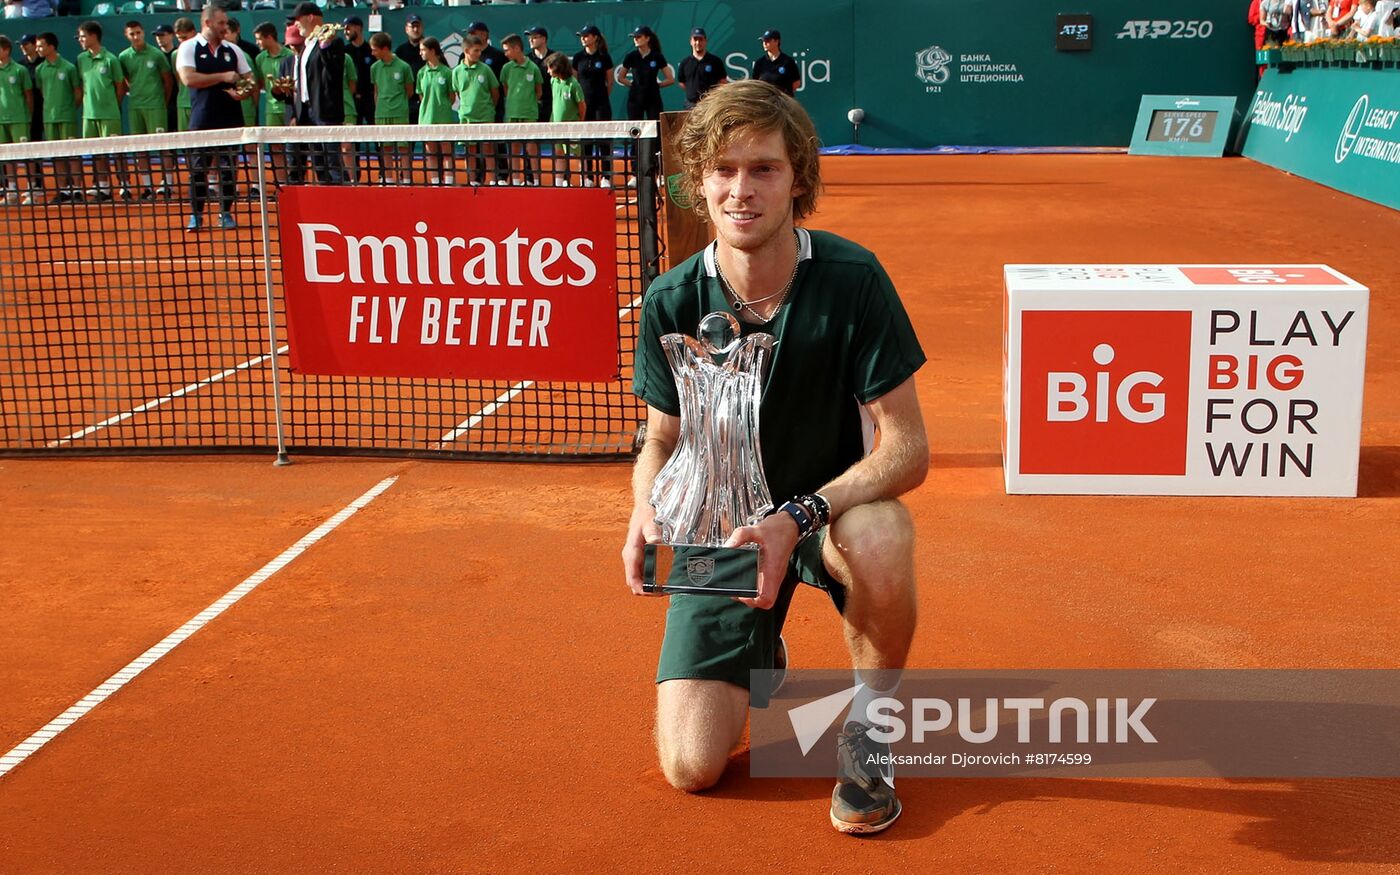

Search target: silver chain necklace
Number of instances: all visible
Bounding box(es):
[716,230,800,323]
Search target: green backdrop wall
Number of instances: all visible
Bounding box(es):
[2,0,1257,148]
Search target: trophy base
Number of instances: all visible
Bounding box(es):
[641,543,760,597]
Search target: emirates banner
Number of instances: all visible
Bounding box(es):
[279,186,620,382]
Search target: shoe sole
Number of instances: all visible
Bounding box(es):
[830,797,902,835]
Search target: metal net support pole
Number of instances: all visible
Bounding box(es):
[256,139,292,466]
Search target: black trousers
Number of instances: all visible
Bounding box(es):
[582,97,612,179]
[294,108,346,184]
[189,147,236,215]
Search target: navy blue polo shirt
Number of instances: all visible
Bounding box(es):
[177,34,248,130]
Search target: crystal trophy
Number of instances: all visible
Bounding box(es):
[642,312,775,597]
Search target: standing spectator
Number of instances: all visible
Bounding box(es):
[394,13,424,124]
[273,24,306,183]
[546,52,584,187]
[76,20,126,201]
[1260,0,1294,44]
[343,14,372,123]
[1352,0,1382,35]
[289,0,346,183]
[525,25,552,124]
[500,33,541,186]
[172,17,197,131]
[618,25,672,188]
[152,24,176,136]
[753,29,800,97]
[253,22,291,186]
[467,20,508,185]
[0,35,34,204]
[572,24,612,188]
[370,31,411,184]
[18,34,44,202]
[226,17,258,128]
[416,36,453,186]
[119,20,173,199]
[339,50,358,184]
[453,34,498,186]
[619,25,673,122]
[1326,0,1358,35]
[175,3,252,231]
[677,27,726,109]
[33,32,79,202]
[21,0,57,19]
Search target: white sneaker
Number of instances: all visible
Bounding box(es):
[558,179,570,187]
[20,192,36,205]
[1,191,16,206]
[600,178,612,190]
[626,175,637,188]
[582,178,595,188]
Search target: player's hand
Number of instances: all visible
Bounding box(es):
[622,504,666,597]
[223,70,240,84]
[726,512,800,611]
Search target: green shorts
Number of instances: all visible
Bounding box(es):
[265,111,288,127]
[45,121,78,140]
[178,106,191,132]
[377,116,409,147]
[83,118,118,138]
[505,116,535,124]
[0,123,29,144]
[127,108,168,135]
[655,529,844,708]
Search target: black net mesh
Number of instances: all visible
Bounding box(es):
[0,123,657,460]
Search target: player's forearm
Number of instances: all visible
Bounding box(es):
[817,426,929,522]
[631,436,674,509]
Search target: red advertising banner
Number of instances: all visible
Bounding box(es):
[278,186,620,382]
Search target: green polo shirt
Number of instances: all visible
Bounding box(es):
[0,60,32,124]
[254,46,292,122]
[342,54,358,122]
[370,56,411,118]
[173,46,190,110]
[34,57,79,124]
[416,62,454,125]
[499,58,539,121]
[550,76,583,123]
[452,60,497,124]
[118,44,170,111]
[633,228,926,502]
[77,48,124,121]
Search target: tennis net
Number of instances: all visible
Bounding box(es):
[0,121,661,461]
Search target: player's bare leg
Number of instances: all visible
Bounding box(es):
[655,679,747,792]
[821,498,916,834]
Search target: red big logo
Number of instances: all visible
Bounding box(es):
[1019,311,1192,475]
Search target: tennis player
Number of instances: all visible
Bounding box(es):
[623,80,927,834]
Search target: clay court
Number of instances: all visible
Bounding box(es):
[1,153,1398,871]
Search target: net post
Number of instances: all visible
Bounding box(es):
[256,138,292,467]
[634,128,662,284]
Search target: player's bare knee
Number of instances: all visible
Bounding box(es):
[658,744,726,793]
[831,500,914,571]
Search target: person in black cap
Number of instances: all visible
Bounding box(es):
[676,27,727,109]
[395,13,425,124]
[572,23,613,188]
[525,25,553,124]
[467,20,509,185]
[752,29,800,97]
[342,16,372,124]
[17,34,44,192]
[618,24,673,121]
[289,0,346,183]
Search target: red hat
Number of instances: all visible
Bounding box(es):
[284,23,304,46]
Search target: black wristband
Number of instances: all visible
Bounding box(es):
[777,500,815,539]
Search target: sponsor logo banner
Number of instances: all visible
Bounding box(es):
[750,670,1400,778]
[1003,265,1369,496]
[1243,68,1400,211]
[279,186,619,382]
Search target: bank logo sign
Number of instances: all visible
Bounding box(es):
[915,45,951,85]
[915,41,1024,93]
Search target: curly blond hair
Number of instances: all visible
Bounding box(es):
[675,79,822,221]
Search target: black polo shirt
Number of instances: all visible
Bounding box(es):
[677,51,725,107]
[479,43,507,120]
[572,48,613,108]
[347,39,373,121]
[622,49,667,104]
[752,52,799,96]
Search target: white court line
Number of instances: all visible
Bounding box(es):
[48,345,290,448]
[432,295,644,447]
[0,475,399,782]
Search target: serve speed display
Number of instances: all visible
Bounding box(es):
[1146,109,1218,143]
